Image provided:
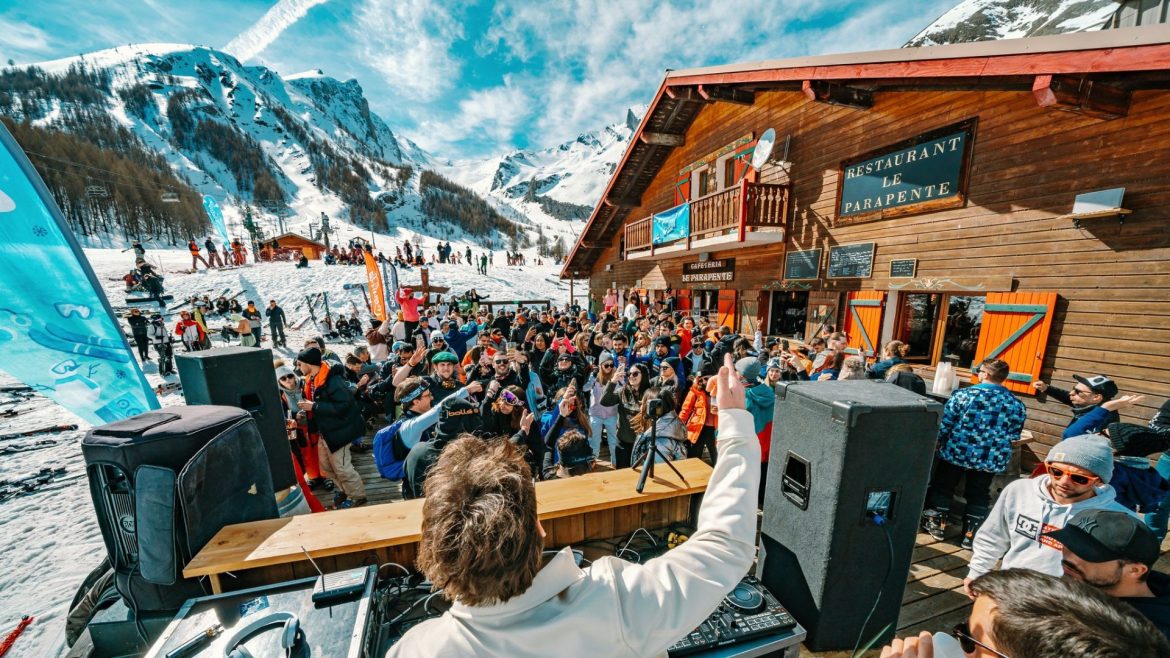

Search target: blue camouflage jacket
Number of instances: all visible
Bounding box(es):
[936,383,1027,473]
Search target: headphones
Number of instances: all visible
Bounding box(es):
[223,612,301,658]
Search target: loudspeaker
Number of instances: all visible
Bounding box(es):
[82,406,278,612]
[176,346,296,489]
[757,381,941,651]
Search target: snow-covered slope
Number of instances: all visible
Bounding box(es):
[906,0,1121,46]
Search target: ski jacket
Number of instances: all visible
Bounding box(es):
[936,383,1028,473]
[397,288,421,322]
[173,319,205,345]
[303,363,366,452]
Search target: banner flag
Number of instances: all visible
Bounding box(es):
[202,195,231,248]
[383,261,400,312]
[364,251,387,321]
[0,123,159,425]
[652,202,690,245]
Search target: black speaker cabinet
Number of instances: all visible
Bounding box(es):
[82,406,278,612]
[176,346,296,489]
[757,381,942,651]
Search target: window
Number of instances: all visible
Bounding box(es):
[769,291,809,337]
[719,153,740,190]
[692,166,716,200]
[893,293,985,367]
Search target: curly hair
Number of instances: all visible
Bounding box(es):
[416,435,543,606]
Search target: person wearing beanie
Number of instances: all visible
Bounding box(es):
[965,433,1139,596]
[736,356,775,505]
[403,396,484,499]
[650,356,686,411]
[372,376,483,483]
[295,347,367,508]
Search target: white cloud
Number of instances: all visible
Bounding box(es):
[408,79,531,153]
[224,0,330,61]
[0,16,53,55]
[349,0,463,102]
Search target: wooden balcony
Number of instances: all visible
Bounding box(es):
[624,182,788,260]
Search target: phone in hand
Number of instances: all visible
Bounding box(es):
[781,339,790,351]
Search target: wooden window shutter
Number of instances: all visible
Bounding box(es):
[676,289,692,312]
[844,291,886,358]
[717,289,738,332]
[972,291,1058,394]
[674,177,691,205]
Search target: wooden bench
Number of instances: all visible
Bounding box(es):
[184,458,714,593]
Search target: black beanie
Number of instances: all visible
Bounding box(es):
[436,396,482,442]
[297,347,323,366]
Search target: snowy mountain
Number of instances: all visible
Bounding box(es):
[444,106,643,240]
[906,0,1121,46]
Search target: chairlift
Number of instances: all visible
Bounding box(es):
[161,191,180,203]
[85,184,109,199]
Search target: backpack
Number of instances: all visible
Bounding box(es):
[365,327,386,345]
[373,417,409,480]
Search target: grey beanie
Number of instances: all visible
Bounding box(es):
[1046,434,1115,484]
[735,357,762,384]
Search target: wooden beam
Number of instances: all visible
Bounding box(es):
[603,195,641,209]
[639,131,685,146]
[801,80,874,109]
[697,84,755,106]
[665,86,709,103]
[1032,74,1131,120]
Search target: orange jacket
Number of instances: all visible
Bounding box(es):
[678,385,712,444]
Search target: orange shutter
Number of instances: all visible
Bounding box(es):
[843,291,886,358]
[717,290,738,332]
[971,292,1057,394]
[676,289,692,312]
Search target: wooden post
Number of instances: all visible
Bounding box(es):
[737,182,749,242]
[421,266,430,299]
[569,278,575,308]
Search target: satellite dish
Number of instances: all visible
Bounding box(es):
[751,128,777,170]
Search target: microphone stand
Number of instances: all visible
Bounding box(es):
[633,406,685,493]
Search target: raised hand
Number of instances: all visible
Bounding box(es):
[716,353,746,411]
[466,380,484,395]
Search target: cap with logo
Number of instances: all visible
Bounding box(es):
[1073,374,1119,401]
[1043,509,1159,566]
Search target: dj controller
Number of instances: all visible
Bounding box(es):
[667,576,800,656]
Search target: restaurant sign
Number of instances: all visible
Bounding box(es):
[838,118,977,222]
[682,258,735,283]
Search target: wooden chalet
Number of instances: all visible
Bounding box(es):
[272,232,327,259]
[562,26,1170,463]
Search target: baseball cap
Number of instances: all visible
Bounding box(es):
[1073,374,1119,401]
[1043,509,1160,566]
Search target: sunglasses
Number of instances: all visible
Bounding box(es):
[601,363,614,368]
[952,622,1010,658]
[493,359,509,365]
[1047,464,1099,486]
[280,374,295,380]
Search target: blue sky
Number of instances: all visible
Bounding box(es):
[0,0,957,159]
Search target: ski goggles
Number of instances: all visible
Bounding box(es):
[500,390,522,406]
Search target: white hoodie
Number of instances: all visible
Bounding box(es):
[968,474,1138,579]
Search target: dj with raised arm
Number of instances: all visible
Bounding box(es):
[386,353,760,657]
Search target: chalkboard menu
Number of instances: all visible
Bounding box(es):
[783,249,821,280]
[827,242,875,279]
[890,258,917,278]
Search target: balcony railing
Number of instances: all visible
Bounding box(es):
[624,182,788,257]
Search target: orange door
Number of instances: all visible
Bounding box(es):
[971,292,1057,394]
[676,289,692,312]
[717,289,738,332]
[843,291,886,358]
